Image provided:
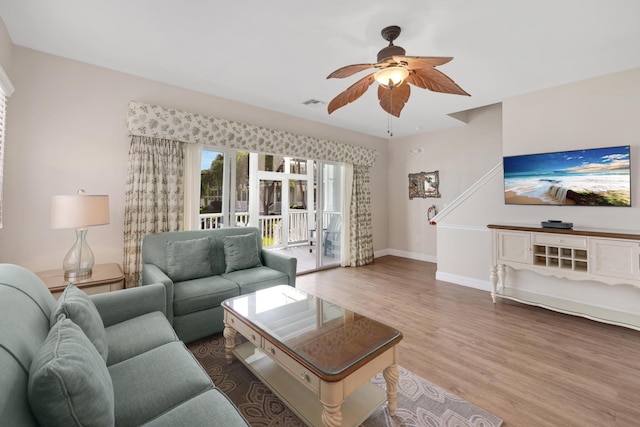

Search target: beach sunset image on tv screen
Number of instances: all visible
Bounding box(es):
[504,145,631,206]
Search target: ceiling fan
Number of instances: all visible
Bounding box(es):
[327,25,470,118]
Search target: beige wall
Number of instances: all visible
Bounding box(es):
[0,25,388,272]
[385,104,503,261]
[438,67,640,232]
[435,67,640,310]
[0,17,11,67]
[500,67,640,227]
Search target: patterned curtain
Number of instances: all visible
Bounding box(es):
[349,165,374,266]
[123,136,184,287]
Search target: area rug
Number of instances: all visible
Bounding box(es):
[188,334,502,427]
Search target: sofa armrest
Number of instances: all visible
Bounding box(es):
[91,283,167,328]
[261,249,297,287]
[142,263,174,324]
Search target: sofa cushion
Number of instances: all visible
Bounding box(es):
[173,276,239,316]
[109,341,213,427]
[222,266,290,295]
[166,237,213,282]
[141,389,249,426]
[28,317,114,427]
[105,311,178,366]
[223,233,262,273]
[50,283,108,362]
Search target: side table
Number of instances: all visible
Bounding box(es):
[37,263,125,299]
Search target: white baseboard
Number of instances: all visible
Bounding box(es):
[382,249,437,263]
[374,250,490,292]
[373,248,390,258]
[435,271,492,292]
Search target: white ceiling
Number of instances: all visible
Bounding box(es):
[1,0,640,138]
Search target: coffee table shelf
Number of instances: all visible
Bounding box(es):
[234,341,386,426]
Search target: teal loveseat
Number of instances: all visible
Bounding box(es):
[141,227,297,343]
[0,263,249,426]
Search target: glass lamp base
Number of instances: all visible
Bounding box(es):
[62,228,95,281]
[64,267,93,280]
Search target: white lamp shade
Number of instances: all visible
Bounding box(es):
[51,194,110,229]
[374,66,410,88]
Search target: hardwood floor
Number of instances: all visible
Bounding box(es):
[295,256,640,427]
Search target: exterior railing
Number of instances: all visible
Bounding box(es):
[259,216,282,247]
[200,213,249,230]
[199,211,310,248]
[199,211,340,249]
[288,211,308,243]
[199,213,223,230]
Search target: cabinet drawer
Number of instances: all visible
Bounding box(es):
[262,340,320,393]
[225,314,262,347]
[533,234,587,249]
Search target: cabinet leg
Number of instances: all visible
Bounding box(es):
[490,266,498,303]
[497,264,506,294]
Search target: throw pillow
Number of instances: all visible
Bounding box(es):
[166,237,213,282]
[50,283,108,362]
[223,233,263,273]
[28,317,115,427]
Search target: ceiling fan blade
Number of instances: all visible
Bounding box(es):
[393,56,453,68]
[378,83,411,117]
[327,73,376,114]
[406,67,470,96]
[327,63,376,79]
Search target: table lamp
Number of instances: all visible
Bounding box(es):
[51,189,110,280]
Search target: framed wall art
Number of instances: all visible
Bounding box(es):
[408,170,441,199]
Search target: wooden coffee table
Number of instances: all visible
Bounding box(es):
[222,285,402,427]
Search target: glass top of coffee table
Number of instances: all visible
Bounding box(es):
[222,285,402,378]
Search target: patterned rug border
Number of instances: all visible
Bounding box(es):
[188,334,502,427]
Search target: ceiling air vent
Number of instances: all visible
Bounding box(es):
[302,99,325,106]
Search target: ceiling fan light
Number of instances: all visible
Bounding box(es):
[374,66,409,88]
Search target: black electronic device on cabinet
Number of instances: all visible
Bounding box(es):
[541,220,573,229]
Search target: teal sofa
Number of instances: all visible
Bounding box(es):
[141,227,297,343]
[0,263,249,426]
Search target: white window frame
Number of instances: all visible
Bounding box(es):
[0,65,15,229]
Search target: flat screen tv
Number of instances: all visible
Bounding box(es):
[503,145,631,206]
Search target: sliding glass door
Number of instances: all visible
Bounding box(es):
[310,162,343,270]
[198,147,344,273]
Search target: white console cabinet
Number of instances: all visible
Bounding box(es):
[488,224,640,330]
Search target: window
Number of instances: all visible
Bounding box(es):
[0,65,14,229]
[199,148,250,228]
